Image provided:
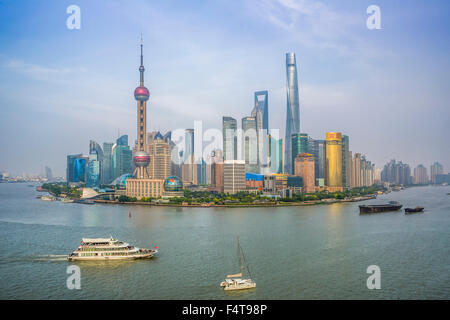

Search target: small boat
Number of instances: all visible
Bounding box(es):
[68,236,158,261]
[220,236,256,291]
[359,201,403,214]
[128,212,132,218]
[61,198,74,203]
[405,206,424,214]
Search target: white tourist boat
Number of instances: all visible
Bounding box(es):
[68,236,157,261]
[220,236,256,291]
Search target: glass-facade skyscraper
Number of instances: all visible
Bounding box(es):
[342,135,350,189]
[66,154,82,183]
[254,91,268,132]
[242,116,259,173]
[291,133,308,170]
[112,135,132,180]
[86,154,100,188]
[222,116,237,161]
[102,142,114,184]
[284,52,301,174]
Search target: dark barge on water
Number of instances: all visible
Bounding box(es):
[405,206,424,213]
[359,201,403,214]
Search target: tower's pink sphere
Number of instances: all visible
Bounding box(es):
[133,151,150,167]
[134,86,150,101]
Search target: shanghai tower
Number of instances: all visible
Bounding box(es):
[284,52,300,174]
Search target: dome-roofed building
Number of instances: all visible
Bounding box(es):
[163,176,184,197]
[111,173,135,189]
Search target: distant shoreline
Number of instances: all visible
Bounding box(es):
[93,195,377,208]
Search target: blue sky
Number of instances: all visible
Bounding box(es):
[0,0,449,176]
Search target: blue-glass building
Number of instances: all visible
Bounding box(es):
[73,157,87,183]
[86,157,100,188]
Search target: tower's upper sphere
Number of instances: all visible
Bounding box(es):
[134,86,150,101]
[133,151,150,167]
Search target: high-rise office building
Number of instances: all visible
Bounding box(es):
[210,149,224,193]
[223,117,237,161]
[341,135,350,189]
[430,162,444,184]
[308,138,325,185]
[414,164,428,184]
[147,131,171,180]
[86,154,101,188]
[254,90,268,132]
[182,129,197,185]
[45,166,52,181]
[284,52,301,174]
[102,142,114,184]
[112,135,132,180]
[223,160,246,194]
[242,116,259,173]
[294,153,315,193]
[268,134,283,174]
[67,154,83,183]
[291,133,308,170]
[89,140,103,183]
[325,132,343,190]
[381,160,412,185]
[196,159,207,185]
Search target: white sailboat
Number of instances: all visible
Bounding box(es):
[220,236,256,291]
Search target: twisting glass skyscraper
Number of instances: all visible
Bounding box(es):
[284,52,301,174]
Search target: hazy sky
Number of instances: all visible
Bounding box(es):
[0,0,449,176]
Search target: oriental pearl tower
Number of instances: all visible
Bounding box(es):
[133,39,151,179]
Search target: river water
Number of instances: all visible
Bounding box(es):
[0,183,448,299]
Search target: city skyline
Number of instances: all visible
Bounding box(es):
[1,0,450,176]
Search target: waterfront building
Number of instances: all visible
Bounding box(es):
[272,173,289,191]
[45,166,52,181]
[242,116,259,173]
[284,52,301,174]
[66,154,83,183]
[435,173,450,184]
[163,176,184,197]
[210,149,224,193]
[73,157,88,183]
[287,176,303,194]
[112,135,133,180]
[102,142,114,184]
[197,159,207,185]
[291,133,308,171]
[223,117,238,161]
[324,132,343,191]
[223,160,246,194]
[342,135,350,189]
[268,134,283,174]
[308,138,325,185]
[381,160,413,185]
[182,129,197,185]
[86,154,101,188]
[147,131,171,180]
[294,153,315,193]
[262,175,276,194]
[125,178,164,199]
[414,164,428,184]
[430,162,444,184]
[245,172,264,190]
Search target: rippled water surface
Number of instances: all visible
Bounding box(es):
[0,183,449,299]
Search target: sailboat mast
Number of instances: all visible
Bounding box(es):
[237,236,242,274]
